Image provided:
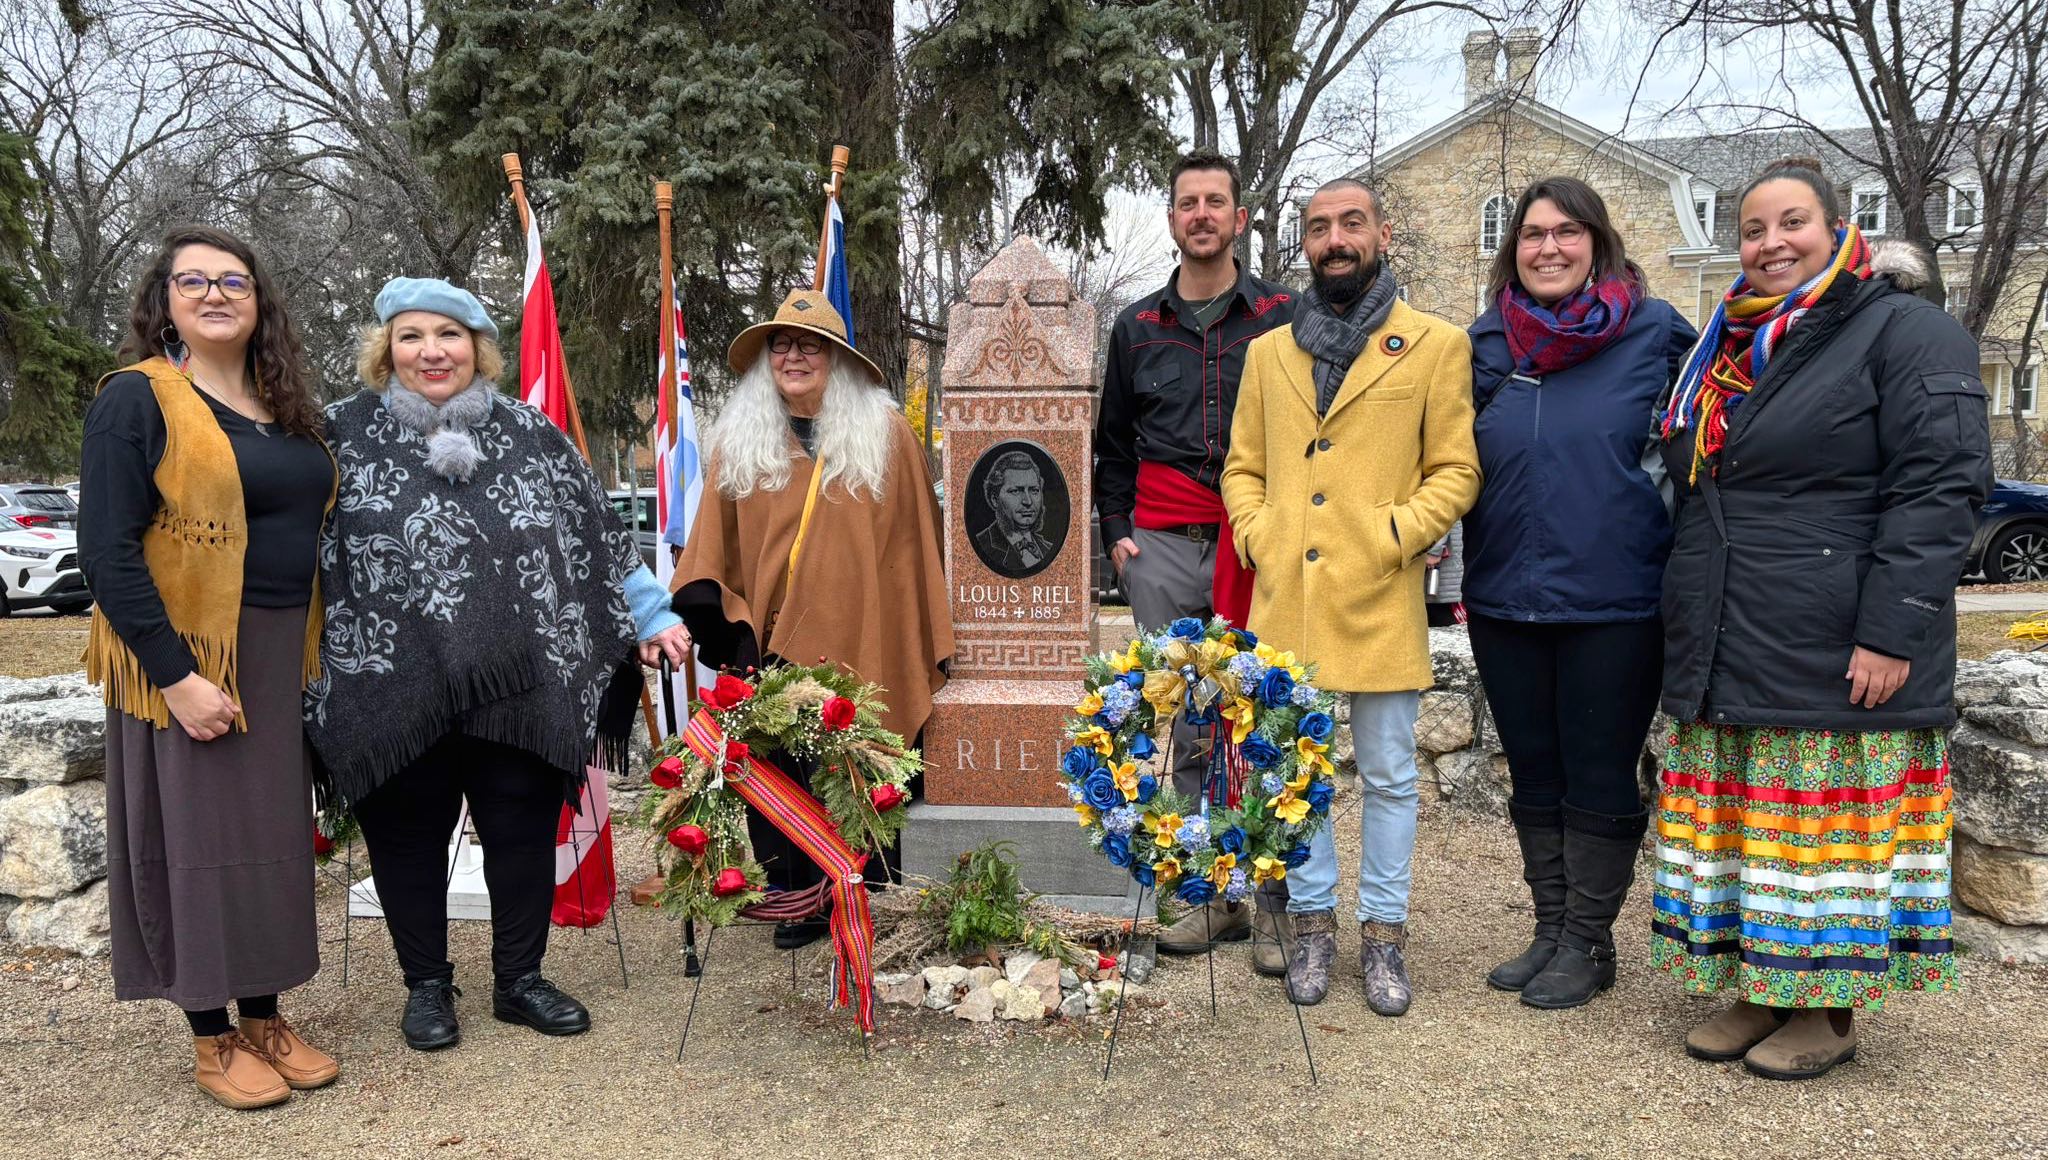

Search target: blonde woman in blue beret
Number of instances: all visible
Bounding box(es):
[307,278,689,1052]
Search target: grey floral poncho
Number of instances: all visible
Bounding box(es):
[307,383,643,807]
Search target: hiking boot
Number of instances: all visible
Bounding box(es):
[1487,802,1564,991]
[1285,910,1337,1005]
[1684,1001,1789,1061]
[492,972,591,1036]
[192,1031,290,1110]
[1251,899,1293,978]
[1521,806,1645,1010]
[400,980,461,1051]
[1360,920,1413,1016]
[1743,1010,1858,1081]
[238,1014,339,1090]
[1159,899,1251,955]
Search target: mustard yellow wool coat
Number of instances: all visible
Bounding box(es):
[1222,300,1482,692]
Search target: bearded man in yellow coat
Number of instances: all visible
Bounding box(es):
[1223,178,1480,1016]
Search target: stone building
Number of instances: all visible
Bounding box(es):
[1295,29,2046,447]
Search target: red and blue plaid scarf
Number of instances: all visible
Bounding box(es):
[1498,274,1642,377]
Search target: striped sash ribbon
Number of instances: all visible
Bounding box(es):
[683,708,878,1032]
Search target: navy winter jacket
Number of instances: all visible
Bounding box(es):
[1462,296,1697,622]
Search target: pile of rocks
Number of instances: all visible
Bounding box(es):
[1949,650,2048,964]
[0,674,111,956]
[875,947,1134,1023]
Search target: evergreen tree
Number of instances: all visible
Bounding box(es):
[415,0,912,435]
[0,131,111,478]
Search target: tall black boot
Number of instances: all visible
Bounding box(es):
[1521,804,1648,1010]
[1487,801,1566,991]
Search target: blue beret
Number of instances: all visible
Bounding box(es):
[373,277,500,340]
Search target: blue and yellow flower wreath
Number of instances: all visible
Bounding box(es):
[1062,617,1340,905]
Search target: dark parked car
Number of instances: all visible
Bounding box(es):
[0,483,78,531]
[607,489,660,568]
[1969,479,2048,582]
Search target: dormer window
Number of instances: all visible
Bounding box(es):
[1852,184,1888,235]
[1949,184,1981,232]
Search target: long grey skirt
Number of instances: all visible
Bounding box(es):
[107,604,319,1009]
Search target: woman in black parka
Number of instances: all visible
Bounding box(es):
[1651,157,1991,1081]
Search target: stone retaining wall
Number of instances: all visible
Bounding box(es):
[0,674,111,956]
[6,640,2048,965]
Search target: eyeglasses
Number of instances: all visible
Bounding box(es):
[1516,221,1588,248]
[768,334,826,356]
[170,272,255,300]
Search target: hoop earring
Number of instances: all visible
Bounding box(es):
[159,325,187,368]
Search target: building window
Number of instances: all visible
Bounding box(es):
[1947,281,1971,321]
[1480,194,1512,252]
[1852,185,1888,235]
[1693,191,1716,241]
[1950,184,1981,232]
[2015,365,2038,416]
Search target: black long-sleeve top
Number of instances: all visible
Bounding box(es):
[78,371,335,687]
[1092,262,1298,545]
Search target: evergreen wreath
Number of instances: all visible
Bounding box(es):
[640,663,919,925]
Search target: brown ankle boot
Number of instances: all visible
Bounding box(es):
[1742,1010,1858,1081]
[193,1031,290,1109]
[240,1014,340,1090]
[1684,1001,1789,1061]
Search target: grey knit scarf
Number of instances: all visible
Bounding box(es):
[381,375,494,481]
[1295,261,1401,415]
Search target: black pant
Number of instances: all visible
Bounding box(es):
[355,735,567,987]
[1467,614,1662,818]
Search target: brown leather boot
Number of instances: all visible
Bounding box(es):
[240,1014,340,1090]
[1251,902,1293,977]
[1684,1000,1789,1061]
[192,1031,290,1110]
[1742,1010,1858,1081]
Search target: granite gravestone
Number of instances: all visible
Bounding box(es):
[902,237,1132,909]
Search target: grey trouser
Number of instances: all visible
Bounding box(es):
[1120,526,1215,802]
[1119,525,1285,906]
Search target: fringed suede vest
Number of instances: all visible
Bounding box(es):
[84,357,331,729]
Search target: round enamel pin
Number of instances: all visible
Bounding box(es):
[1381,334,1405,355]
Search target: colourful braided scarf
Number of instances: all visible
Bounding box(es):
[1661,225,1872,482]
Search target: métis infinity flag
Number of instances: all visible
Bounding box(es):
[821,194,854,347]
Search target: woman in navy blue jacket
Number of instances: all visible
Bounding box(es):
[1463,177,1697,1010]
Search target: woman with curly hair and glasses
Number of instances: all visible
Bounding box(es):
[78,225,340,1109]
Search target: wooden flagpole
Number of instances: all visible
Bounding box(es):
[502,152,660,747]
[653,180,698,711]
[811,144,850,292]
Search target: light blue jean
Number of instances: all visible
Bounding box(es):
[1287,690,1421,924]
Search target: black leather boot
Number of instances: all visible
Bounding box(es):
[400,979,461,1051]
[1522,805,1648,1010]
[492,972,591,1036]
[1487,801,1565,991]
[773,917,829,950]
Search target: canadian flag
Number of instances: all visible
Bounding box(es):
[519,212,571,429]
[518,208,616,929]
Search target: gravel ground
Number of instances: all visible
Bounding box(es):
[2,797,2044,1160]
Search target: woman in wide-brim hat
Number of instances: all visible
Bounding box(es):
[308,276,690,1053]
[670,289,952,948]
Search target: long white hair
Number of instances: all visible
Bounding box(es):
[706,349,896,501]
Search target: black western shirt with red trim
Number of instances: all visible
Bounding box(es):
[1093,264,1297,544]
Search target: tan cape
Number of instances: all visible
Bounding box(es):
[672,414,952,743]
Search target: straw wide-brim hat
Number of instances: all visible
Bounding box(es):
[726,289,884,384]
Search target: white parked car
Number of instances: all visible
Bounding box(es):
[0,527,89,615]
